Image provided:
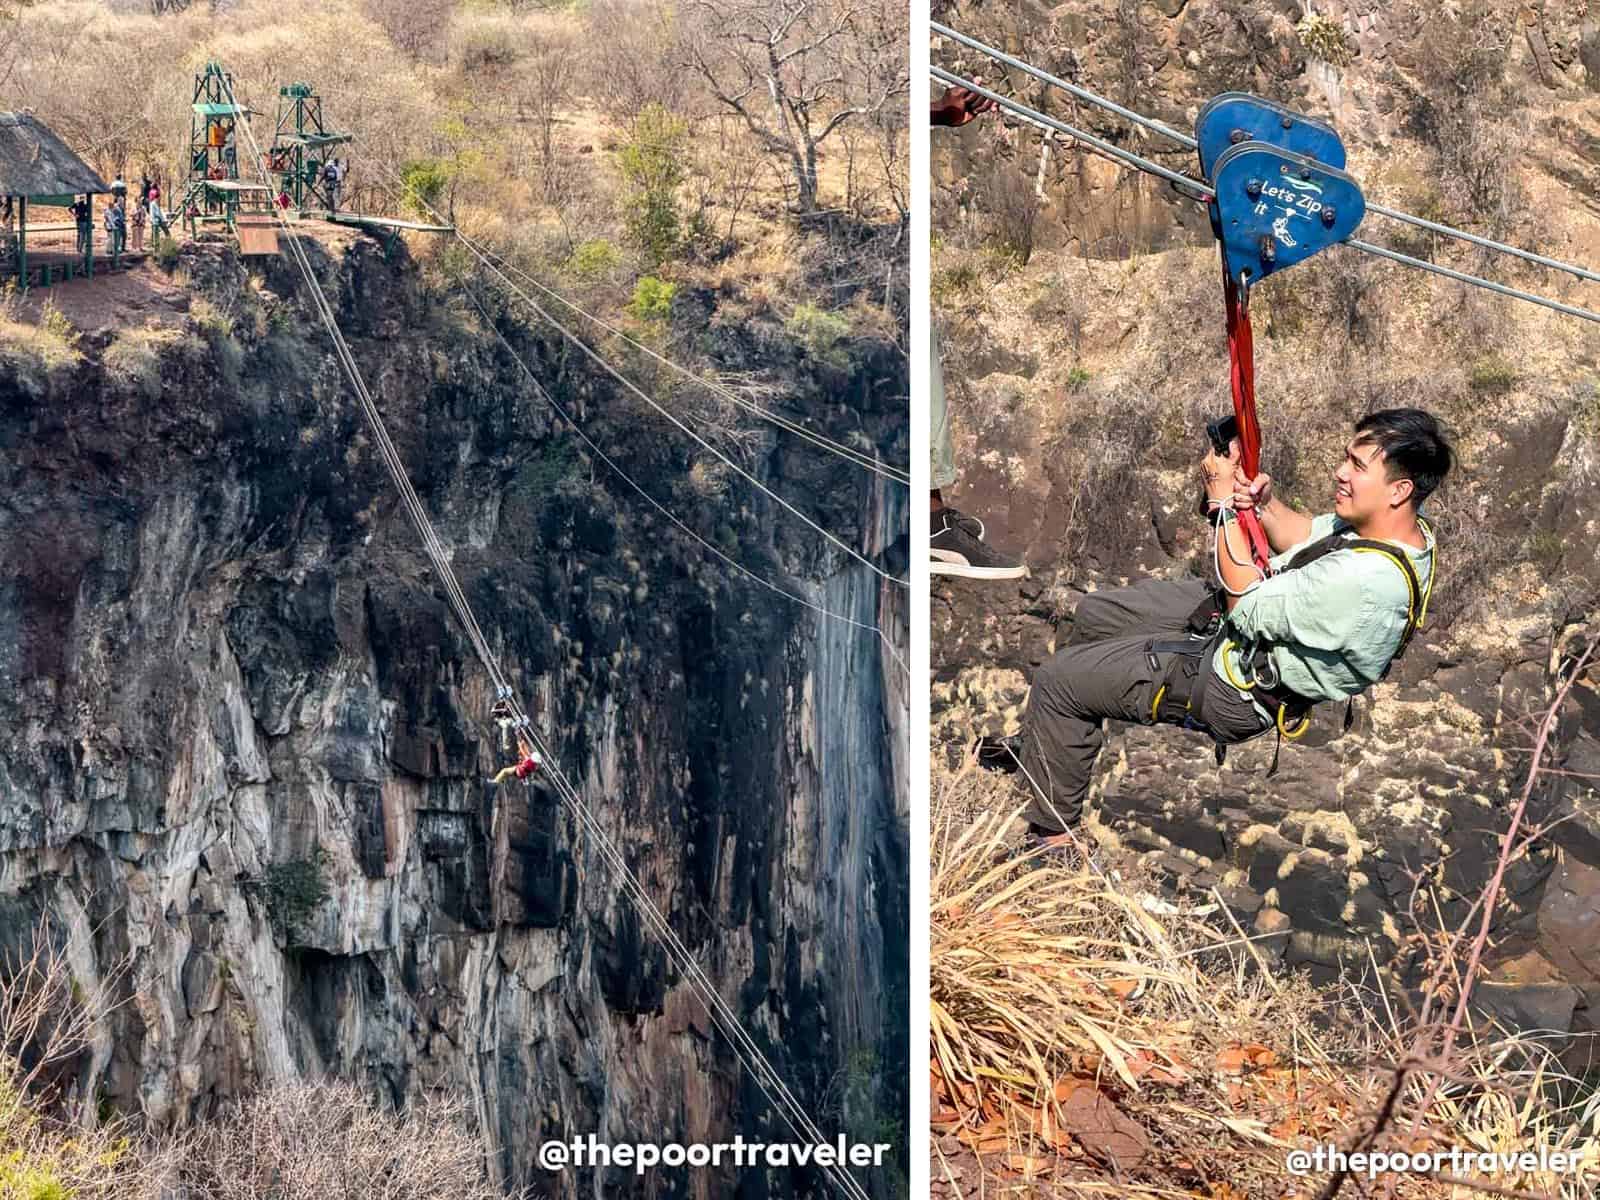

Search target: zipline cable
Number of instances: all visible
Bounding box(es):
[462,236,908,588]
[219,76,876,1200]
[466,240,911,486]
[934,23,1600,287]
[928,64,1600,326]
[452,273,911,680]
[363,161,907,590]
[926,66,1211,197]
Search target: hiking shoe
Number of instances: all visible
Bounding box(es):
[975,734,1024,775]
[990,813,1082,865]
[931,508,1026,579]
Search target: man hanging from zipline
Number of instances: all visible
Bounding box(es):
[980,407,1453,842]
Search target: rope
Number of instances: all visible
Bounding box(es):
[469,242,911,486]
[927,66,1211,198]
[216,73,875,1200]
[936,23,1600,287]
[1220,269,1272,572]
[1209,502,1268,597]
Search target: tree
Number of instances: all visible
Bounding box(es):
[681,0,908,214]
[516,29,575,202]
[617,103,687,267]
[0,0,36,90]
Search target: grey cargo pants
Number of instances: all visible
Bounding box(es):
[1017,578,1272,832]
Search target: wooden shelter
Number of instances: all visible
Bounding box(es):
[0,112,111,288]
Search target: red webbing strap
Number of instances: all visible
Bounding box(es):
[1223,266,1274,573]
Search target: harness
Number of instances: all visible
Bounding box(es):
[1166,521,1433,771]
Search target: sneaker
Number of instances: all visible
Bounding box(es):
[942,506,986,543]
[931,508,1026,579]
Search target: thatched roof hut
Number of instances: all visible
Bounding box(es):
[0,112,108,200]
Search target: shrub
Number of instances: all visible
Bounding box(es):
[263,853,330,935]
[625,275,675,323]
[0,925,144,1200]
[103,329,175,399]
[400,157,450,218]
[448,12,523,70]
[617,103,686,267]
[39,299,76,348]
[151,233,179,270]
[566,238,621,279]
[179,1080,498,1200]
[190,296,234,340]
[0,314,81,398]
[786,302,851,371]
[1297,12,1353,66]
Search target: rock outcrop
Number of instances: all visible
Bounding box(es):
[934,0,1600,1066]
[0,230,908,1196]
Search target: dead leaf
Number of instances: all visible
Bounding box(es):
[1053,1076,1093,1102]
[1247,1045,1278,1068]
[1269,1117,1301,1141]
[1105,977,1140,1002]
[1127,1048,1189,1085]
[1216,1046,1249,1074]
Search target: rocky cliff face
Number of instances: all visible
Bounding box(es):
[0,231,908,1196]
[934,0,1600,1062]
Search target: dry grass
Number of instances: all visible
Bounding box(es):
[929,755,1600,1197]
[1,920,500,1199]
[176,1080,498,1200]
[0,300,83,398]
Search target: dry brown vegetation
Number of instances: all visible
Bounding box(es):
[0,921,501,1198]
[3,0,908,347]
[932,748,1600,1199]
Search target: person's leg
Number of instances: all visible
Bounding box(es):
[931,324,956,498]
[1066,578,1211,646]
[1015,632,1165,831]
[929,324,1027,579]
[1192,668,1272,745]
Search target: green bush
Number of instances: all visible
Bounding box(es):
[930,263,979,307]
[626,275,676,324]
[39,299,76,348]
[151,232,180,270]
[566,238,621,279]
[786,302,851,371]
[400,157,451,217]
[617,104,686,268]
[1065,366,1091,391]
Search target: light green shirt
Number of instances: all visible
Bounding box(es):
[1211,513,1436,715]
